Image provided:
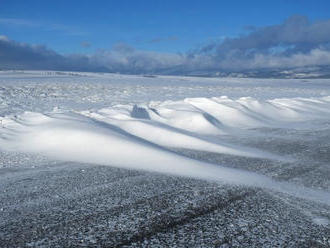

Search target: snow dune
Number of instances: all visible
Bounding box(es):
[1,95,330,205]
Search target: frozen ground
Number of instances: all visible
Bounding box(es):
[0,70,329,247]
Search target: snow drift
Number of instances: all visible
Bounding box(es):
[1,95,330,205]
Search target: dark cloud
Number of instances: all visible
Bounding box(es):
[1,16,330,74]
[213,16,330,53]
[0,38,106,71]
[191,15,330,71]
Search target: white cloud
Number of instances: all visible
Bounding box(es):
[0,35,9,42]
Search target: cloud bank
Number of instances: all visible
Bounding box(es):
[0,36,106,71]
[193,15,330,71]
[1,15,330,74]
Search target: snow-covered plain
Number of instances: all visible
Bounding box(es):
[0,71,330,247]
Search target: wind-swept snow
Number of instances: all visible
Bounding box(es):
[1,92,330,204]
[1,71,330,246]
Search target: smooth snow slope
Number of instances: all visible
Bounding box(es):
[1,71,330,205]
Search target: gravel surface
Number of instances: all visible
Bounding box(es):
[0,160,329,247]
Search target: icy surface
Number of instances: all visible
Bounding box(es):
[0,71,329,247]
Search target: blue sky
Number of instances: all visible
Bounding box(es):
[1,0,330,54]
[1,0,330,73]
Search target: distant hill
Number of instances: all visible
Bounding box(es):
[157,65,330,79]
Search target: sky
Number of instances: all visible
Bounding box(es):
[1,0,330,74]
